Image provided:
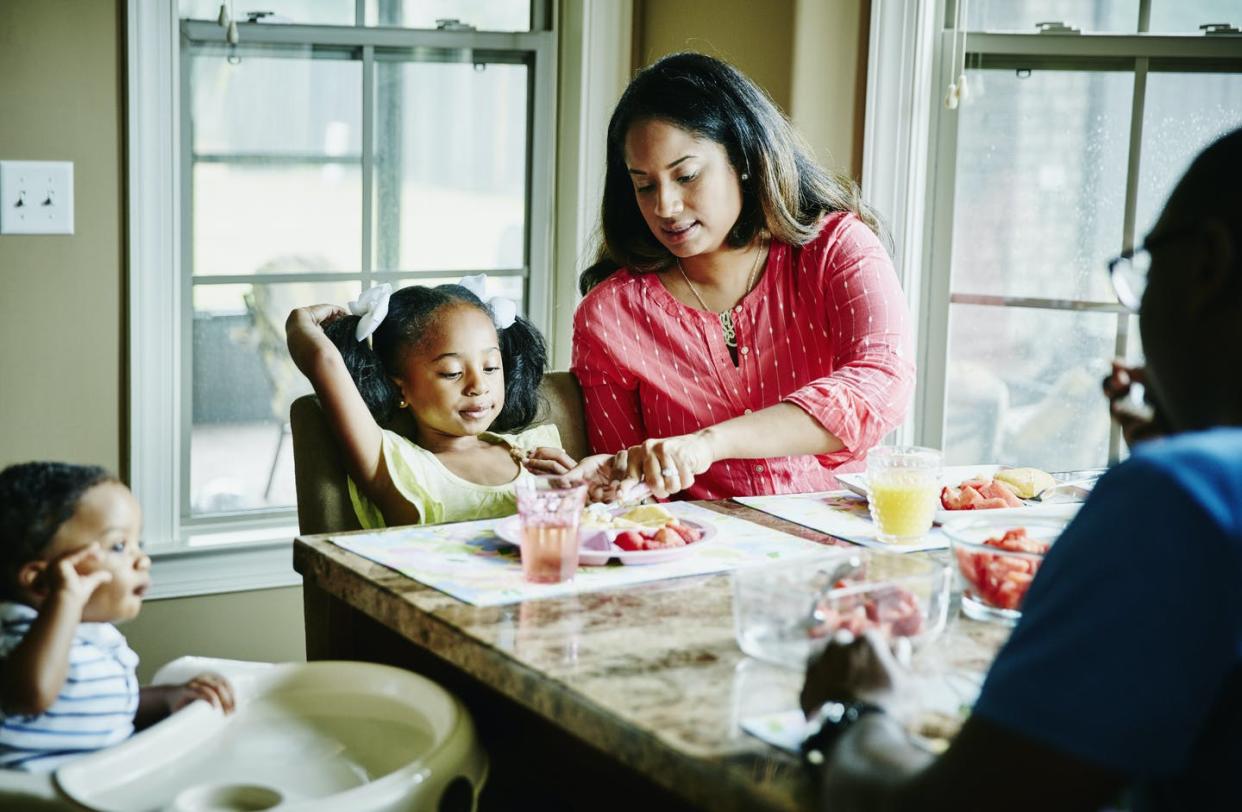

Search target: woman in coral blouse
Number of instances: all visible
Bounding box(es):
[571,53,915,500]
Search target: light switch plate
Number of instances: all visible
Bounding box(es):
[0,160,75,235]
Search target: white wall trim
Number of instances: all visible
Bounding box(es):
[147,543,300,601]
[126,1,181,551]
[550,0,632,368]
[861,0,939,446]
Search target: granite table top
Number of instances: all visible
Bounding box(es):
[293,500,1010,811]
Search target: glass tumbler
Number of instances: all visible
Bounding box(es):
[514,475,587,583]
[865,446,942,544]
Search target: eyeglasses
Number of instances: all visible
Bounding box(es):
[1106,227,1193,313]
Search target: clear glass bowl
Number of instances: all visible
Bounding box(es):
[942,517,1068,625]
[732,551,953,669]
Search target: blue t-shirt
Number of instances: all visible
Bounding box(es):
[974,427,1242,811]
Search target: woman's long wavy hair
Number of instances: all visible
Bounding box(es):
[581,52,884,294]
[323,285,546,432]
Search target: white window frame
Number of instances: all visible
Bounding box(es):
[864,0,1242,462]
[127,1,629,598]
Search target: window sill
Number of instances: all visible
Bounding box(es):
[148,525,302,600]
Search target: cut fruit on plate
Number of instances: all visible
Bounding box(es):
[493,512,717,566]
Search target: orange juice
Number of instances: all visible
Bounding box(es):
[868,474,938,542]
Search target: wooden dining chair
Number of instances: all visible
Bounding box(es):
[290,370,590,535]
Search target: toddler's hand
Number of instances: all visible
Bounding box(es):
[524,447,577,476]
[170,672,235,715]
[40,544,114,608]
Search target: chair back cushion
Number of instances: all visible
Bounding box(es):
[290,370,590,535]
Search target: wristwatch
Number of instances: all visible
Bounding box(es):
[801,700,886,766]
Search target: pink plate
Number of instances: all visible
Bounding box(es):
[492,514,716,566]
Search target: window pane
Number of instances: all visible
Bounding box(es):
[951,69,1132,302]
[943,304,1115,471]
[193,163,362,275]
[191,51,362,158]
[180,1,357,25]
[365,0,532,31]
[1148,1,1241,33]
[1135,72,1242,237]
[965,0,1138,32]
[191,281,359,515]
[372,59,528,272]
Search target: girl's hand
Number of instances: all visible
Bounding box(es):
[39,544,114,608]
[524,447,577,476]
[800,629,905,718]
[285,304,349,374]
[169,672,235,715]
[294,303,348,329]
[564,454,624,503]
[1102,361,1170,447]
[617,433,715,499]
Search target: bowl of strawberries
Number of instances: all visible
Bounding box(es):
[942,517,1067,624]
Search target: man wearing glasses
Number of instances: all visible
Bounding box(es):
[801,128,1242,812]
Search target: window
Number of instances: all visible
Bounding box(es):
[866,0,1242,471]
[127,1,559,593]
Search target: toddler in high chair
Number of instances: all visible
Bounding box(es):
[287,275,611,528]
[0,462,234,773]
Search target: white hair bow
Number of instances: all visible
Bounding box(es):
[457,274,518,329]
[348,283,393,342]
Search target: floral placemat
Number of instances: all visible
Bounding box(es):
[330,502,841,607]
[732,491,949,552]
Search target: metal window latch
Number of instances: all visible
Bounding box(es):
[245,11,275,23]
[1200,23,1241,35]
[1035,21,1081,34]
[435,18,476,31]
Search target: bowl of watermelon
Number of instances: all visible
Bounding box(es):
[943,517,1067,625]
[732,551,952,669]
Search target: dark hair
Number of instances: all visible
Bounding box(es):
[1165,127,1242,248]
[323,284,547,432]
[582,52,884,294]
[0,462,118,598]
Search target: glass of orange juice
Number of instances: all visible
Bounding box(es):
[515,475,587,583]
[866,446,942,544]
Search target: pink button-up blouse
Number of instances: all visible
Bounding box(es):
[570,212,915,500]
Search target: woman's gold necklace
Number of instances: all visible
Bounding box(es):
[676,243,764,348]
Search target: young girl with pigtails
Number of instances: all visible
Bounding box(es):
[286,275,592,528]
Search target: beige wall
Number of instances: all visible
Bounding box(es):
[631,0,868,180]
[0,0,125,471]
[791,0,870,179]
[122,587,307,682]
[634,0,797,113]
[0,0,306,680]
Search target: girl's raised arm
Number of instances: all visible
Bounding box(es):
[285,305,388,498]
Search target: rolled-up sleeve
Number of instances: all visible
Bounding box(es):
[571,297,647,455]
[782,218,915,464]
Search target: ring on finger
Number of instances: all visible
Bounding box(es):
[660,467,678,477]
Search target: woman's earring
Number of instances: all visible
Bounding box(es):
[398,399,408,409]
[740,172,749,181]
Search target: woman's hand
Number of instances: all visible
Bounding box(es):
[800,629,906,718]
[524,447,577,476]
[1102,361,1170,447]
[167,672,236,715]
[616,433,715,498]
